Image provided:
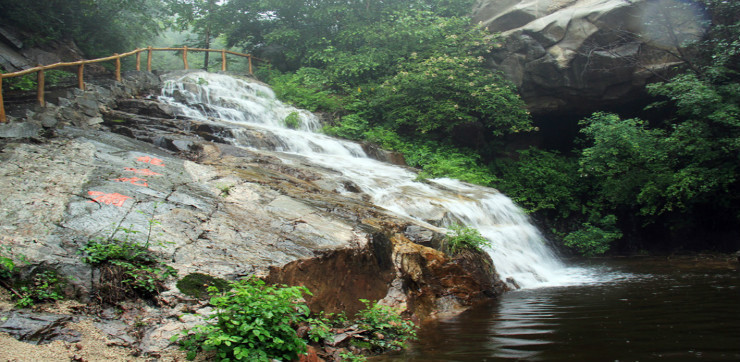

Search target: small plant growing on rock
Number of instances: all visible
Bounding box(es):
[0,247,63,307]
[80,225,176,304]
[445,223,491,255]
[0,246,18,280]
[283,111,301,129]
[354,299,417,352]
[16,270,66,308]
[216,184,232,197]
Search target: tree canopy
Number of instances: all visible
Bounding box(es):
[0,0,166,57]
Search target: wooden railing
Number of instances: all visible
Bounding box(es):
[0,46,263,123]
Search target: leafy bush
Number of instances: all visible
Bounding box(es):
[174,278,311,361]
[0,249,16,280]
[563,215,622,256]
[2,69,75,92]
[354,299,417,352]
[283,111,300,129]
[444,224,492,255]
[492,148,583,219]
[16,270,66,308]
[368,53,531,142]
[1,246,64,307]
[354,127,497,185]
[305,311,344,343]
[80,226,176,302]
[409,146,496,185]
[322,114,369,140]
[264,68,344,112]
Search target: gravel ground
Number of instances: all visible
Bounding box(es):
[0,291,195,362]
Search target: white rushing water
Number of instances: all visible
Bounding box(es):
[159,70,595,289]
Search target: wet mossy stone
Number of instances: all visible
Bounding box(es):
[176,273,229,299]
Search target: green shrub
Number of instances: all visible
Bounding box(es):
[305,311,343,343]
[0,249,16,280]
[322,114,369,140]
[369,54,531,141]
[173,278,312,361]
[339,351,368,361]
[355,299,416,352]
[265,68,344,112]
[80,226,176,301]
[445,223,491,255]
[283,111,300,129]
[1,247,65,307]
[563,214,622,256]
[491,147,582,219]
[2,69,75,91]
[16,270,66,308]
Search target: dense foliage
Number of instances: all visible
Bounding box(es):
[174,280,416,361]
[0,0,165,57]
[175,278,312,361]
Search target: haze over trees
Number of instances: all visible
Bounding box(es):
[1,0,737,256]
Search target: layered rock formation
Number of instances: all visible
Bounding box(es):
[473,0,709,114]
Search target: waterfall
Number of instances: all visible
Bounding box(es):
[159,70,585,289]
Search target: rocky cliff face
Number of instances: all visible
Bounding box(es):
[0,71,506,357]
[473,0,708,114]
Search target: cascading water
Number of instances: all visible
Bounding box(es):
[159,70,590,289]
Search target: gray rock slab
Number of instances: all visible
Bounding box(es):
[0,312,81,345]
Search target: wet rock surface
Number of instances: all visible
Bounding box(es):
[0,71,505,358]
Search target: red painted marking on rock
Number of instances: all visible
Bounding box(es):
[87,191,131,207]
[137,155,165,166]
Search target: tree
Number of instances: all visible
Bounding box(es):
[219,0,475,71]
[166,0,222,70]
[0,0,165,57]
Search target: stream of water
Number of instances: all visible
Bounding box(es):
[159,70,593,289]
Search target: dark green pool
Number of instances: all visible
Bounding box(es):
[375,257,740,361]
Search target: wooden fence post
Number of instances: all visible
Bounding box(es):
[114,54,121,81]
[183,46,189,70]
[37,68,45,107]
[248,55,253,74]
[221,50,226,71]
[136,51,141,71]
[147,46,153,72]
[0,77,6,123]
[78,64,85,90]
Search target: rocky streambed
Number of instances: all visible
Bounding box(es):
[0,71,506,360]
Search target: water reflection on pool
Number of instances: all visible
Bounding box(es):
[374,257,740,361]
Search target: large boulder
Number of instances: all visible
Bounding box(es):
[473,0,709,114]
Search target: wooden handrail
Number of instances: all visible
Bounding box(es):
[0,47,264,123]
